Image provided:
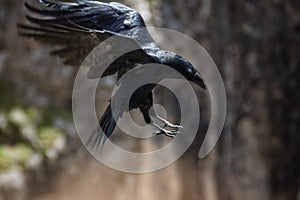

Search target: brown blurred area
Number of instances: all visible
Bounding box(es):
[0,0,299,200]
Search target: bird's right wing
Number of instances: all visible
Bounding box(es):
[18,0,155,69]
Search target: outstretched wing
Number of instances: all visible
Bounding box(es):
[18,0,155,68]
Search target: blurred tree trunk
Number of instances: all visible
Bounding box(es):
[155,0,300,199]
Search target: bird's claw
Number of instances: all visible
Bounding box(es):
[163,123,183,129]
[155,129,180,138]
[153,121,182,138]
[156,116,183,129]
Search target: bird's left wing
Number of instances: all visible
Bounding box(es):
[18,0,155,67]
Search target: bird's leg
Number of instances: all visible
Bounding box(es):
[139,92,183,137]
[155,116,183,129]
[150,115,183,138]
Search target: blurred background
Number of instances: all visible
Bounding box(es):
[0,0,299,200]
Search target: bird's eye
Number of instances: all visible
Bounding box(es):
[187,68,194,75]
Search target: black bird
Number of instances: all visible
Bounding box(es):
[18,0,206,148]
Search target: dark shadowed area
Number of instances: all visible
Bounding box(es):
[0,0,299,200]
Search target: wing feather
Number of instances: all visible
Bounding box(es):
[19,0,155,70]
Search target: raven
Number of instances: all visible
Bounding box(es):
[18,0,206,148]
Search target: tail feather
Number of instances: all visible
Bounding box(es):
[86,104,117,151]
[100,104,117,139]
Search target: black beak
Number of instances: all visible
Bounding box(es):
[191,72,206,90]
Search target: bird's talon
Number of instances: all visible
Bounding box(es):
[155,116,183,130]
[154,129,179,137]
[162,123,183,129]
[165,131,177,137]
[154,131,163,135]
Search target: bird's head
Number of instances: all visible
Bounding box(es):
[165,54,206,90]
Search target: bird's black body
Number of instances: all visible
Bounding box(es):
[19,0,206,148]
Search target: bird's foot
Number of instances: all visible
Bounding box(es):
[153,123,180,138]
[150,115,183,138]
[156,116,183,129]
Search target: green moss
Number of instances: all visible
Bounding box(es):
[0,150,12,170]
[0,80,70,170]
[0,144,33,170]
[38,127,63,151]
[26,107,39,123]
[8,107,29,126]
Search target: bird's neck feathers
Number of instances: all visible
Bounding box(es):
[158,51,191,73]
